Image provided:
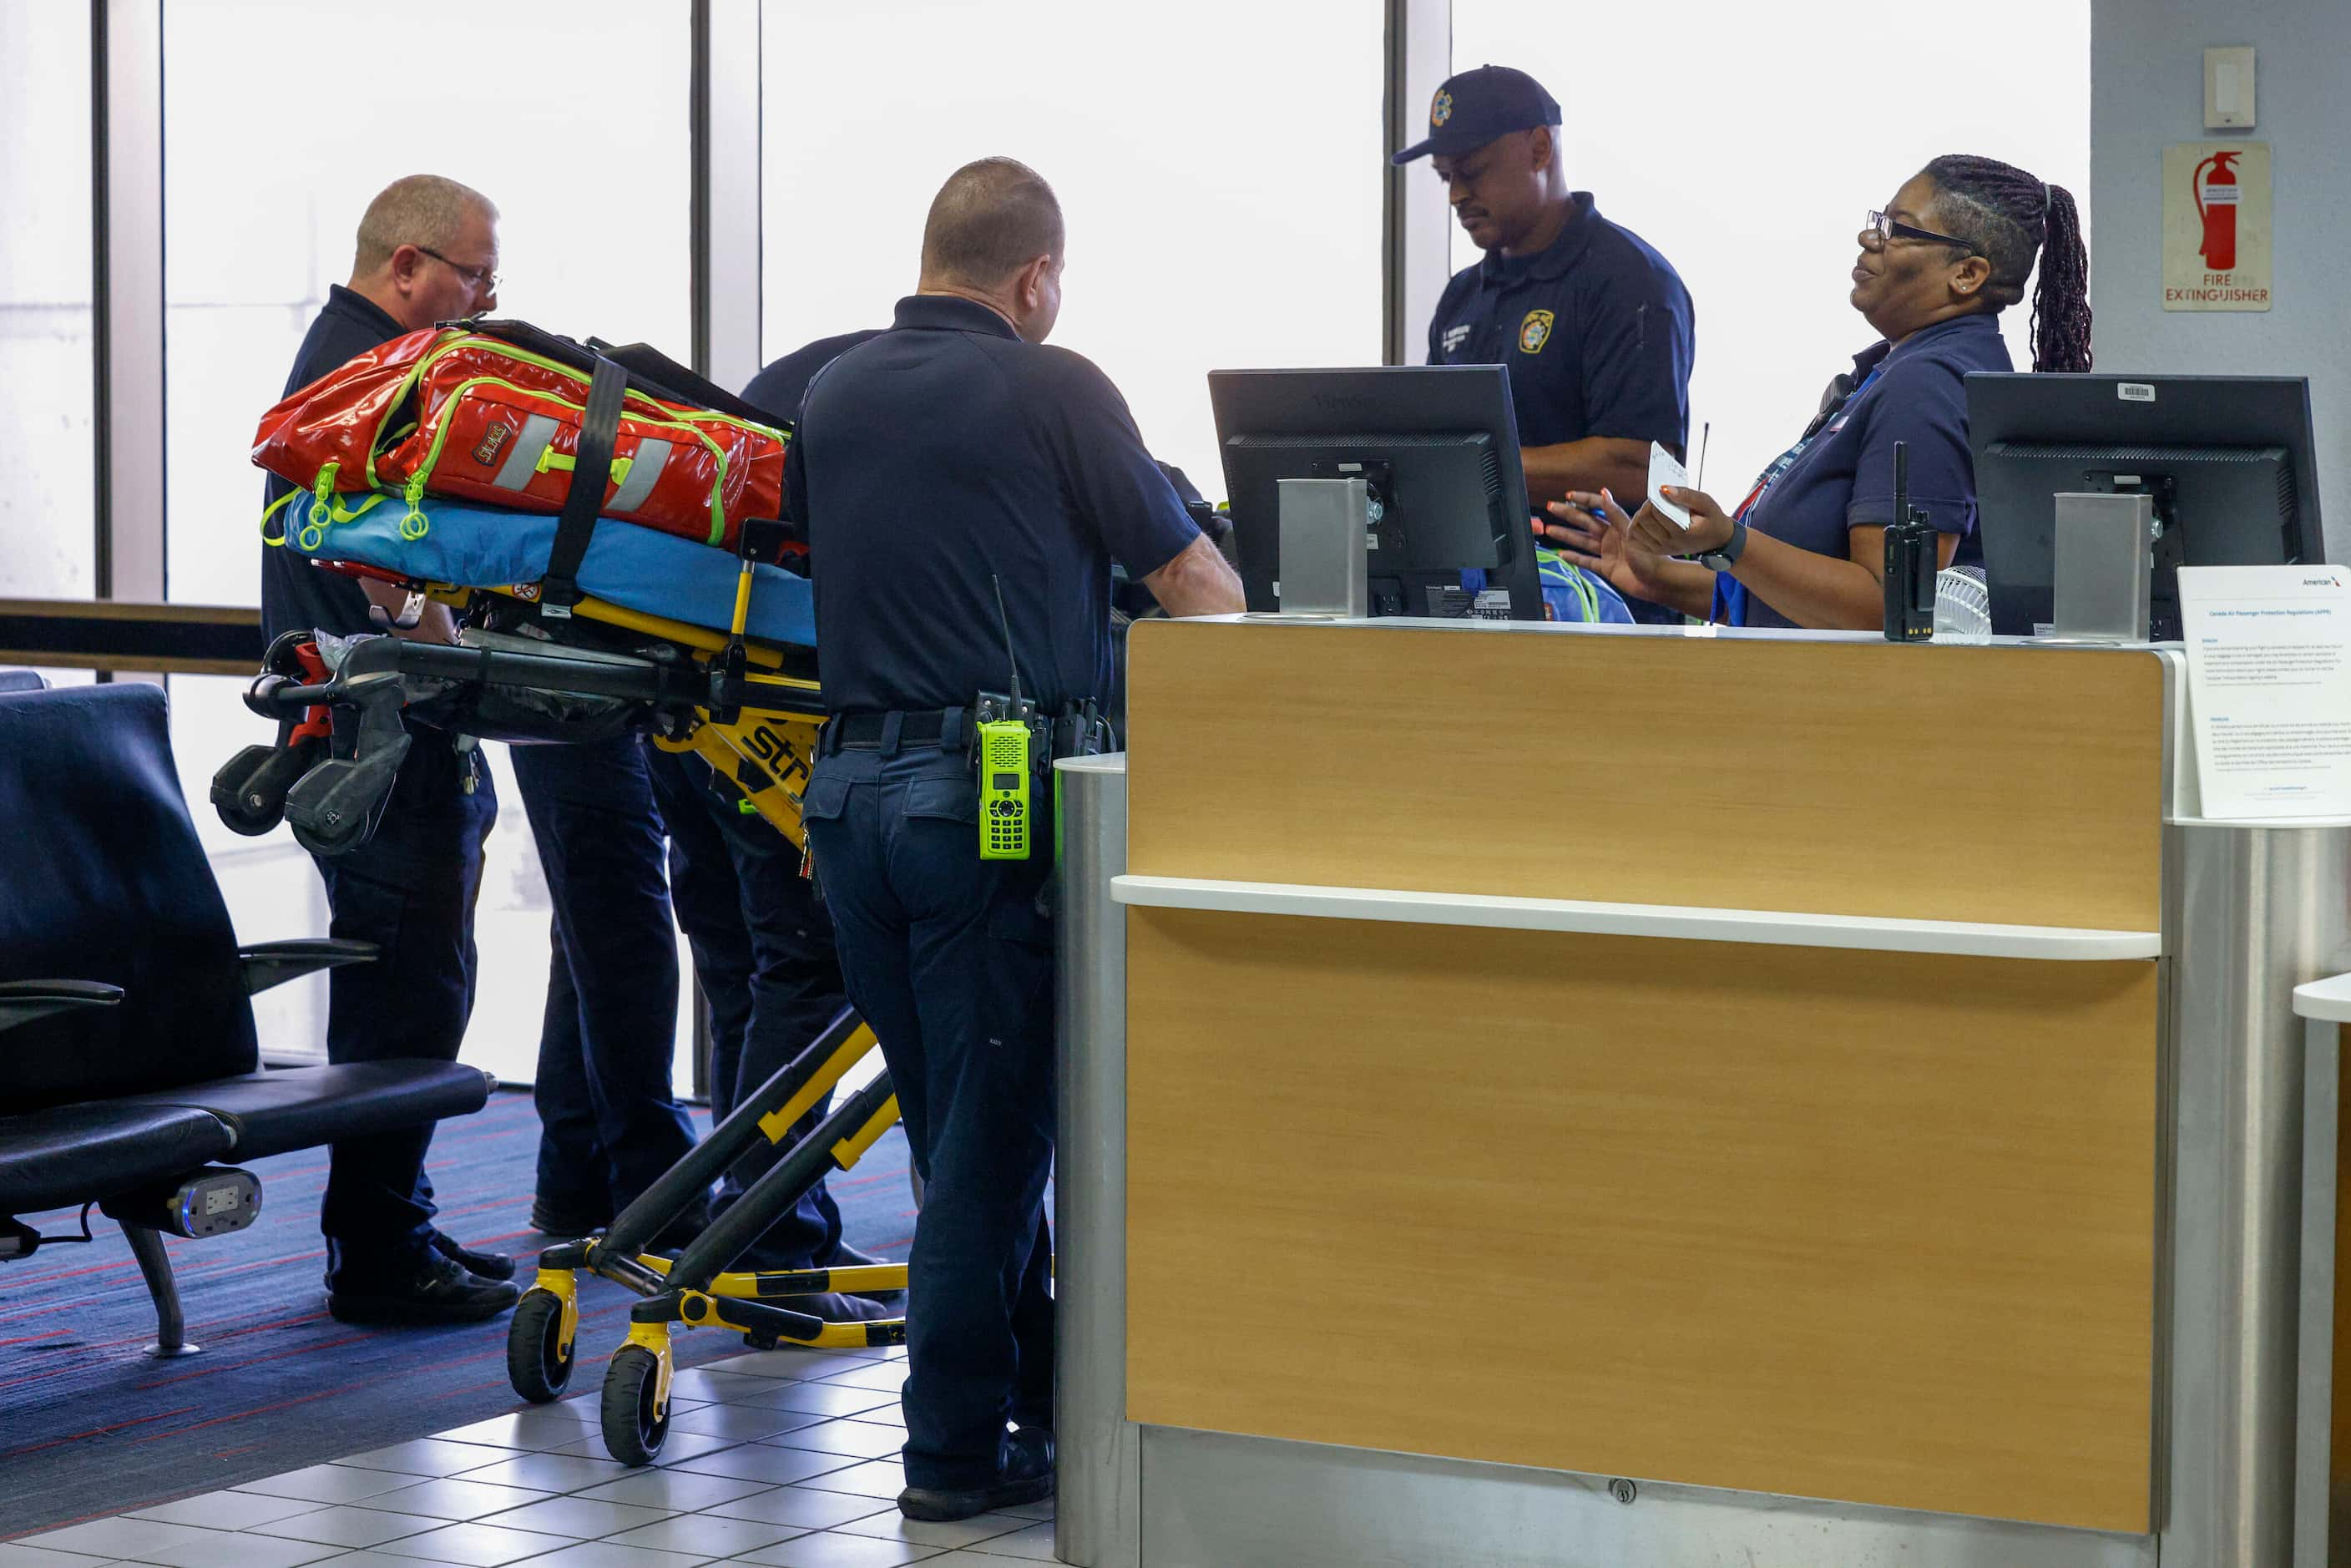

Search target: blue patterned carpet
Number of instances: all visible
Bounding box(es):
[0,1091,915,1538]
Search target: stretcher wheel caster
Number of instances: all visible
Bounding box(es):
[288,808,373,859]
[602,1345,670,1466]
[283,734,411,858]
[507,1289,574,1404]
[211,739,322,837]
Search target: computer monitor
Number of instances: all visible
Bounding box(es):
[1967,373,2324,639]
[1209,366,1545,620]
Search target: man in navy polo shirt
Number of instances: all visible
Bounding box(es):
[790,158,1241,1521]
[260,175,517,1325]
[1396,65,1696,621]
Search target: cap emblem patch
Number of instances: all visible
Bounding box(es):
[1518,309,1555,354]
[1431,89,1454,128]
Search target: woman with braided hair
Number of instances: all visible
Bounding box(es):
[1541,154,2091,630]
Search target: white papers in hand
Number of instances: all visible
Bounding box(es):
[1647,441,1691,531]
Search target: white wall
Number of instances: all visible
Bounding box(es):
[757,0,1386,503]
[2092,0,2351,561]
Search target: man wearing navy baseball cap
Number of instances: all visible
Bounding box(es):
[1396,65,1696,622]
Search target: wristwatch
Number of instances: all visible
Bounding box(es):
[1696,513,1748,573]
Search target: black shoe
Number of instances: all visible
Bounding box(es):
[897,1428,1054,1522]
[530,1196,610,1237]
[826,1241,907,1309]
[787,1291,903,1324]
[430,1230,515,1282]
[327,1248,523,1326]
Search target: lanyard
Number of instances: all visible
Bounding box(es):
[1732,363,1883,525]
[1713,362,1886,629]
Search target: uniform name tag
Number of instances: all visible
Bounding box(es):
[1441,324,1472,355]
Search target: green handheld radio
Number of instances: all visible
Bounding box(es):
[978,720,1030,860]
[978,575,1032,861]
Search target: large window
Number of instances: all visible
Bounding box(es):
[759,0,1386,500]
[159,0,695,1085]
[1447,1,2091,510]
[0,8,96,601]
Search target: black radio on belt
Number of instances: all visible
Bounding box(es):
[1883,440,1936,643]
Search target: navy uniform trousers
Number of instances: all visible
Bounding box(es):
[315,733,497,1276]
[645,744,844,1272]
[802,743,1055,1492]
[511,736,698,1224]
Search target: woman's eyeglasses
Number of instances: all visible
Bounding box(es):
[1863,210,1981,256]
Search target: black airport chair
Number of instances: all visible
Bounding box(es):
[0,682,494,1356]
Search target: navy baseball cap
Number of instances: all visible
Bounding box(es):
[1390,65,1561,164]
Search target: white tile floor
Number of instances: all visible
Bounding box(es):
[4,1346,1055,1568]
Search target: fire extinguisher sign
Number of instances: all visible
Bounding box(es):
[2162,141,2273,311]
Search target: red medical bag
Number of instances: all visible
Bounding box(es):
[252,320,785,551]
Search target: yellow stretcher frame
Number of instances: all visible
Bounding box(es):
[425,579,827,849]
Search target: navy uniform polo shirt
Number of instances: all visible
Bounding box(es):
[1428,192,1695,458]
[786,295,1201,717]
[741,328,883,424]
[260,285,408,645]
[1724,311,2011,630]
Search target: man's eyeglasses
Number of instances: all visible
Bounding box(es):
[1863,210,1980,256]
[417,245,501,294]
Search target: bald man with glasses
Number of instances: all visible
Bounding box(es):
[260,174,518,1326]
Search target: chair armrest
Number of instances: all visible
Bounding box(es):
[240,938,380,995]
[0,979,124,1033]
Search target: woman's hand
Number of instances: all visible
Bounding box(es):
[1626,484,1735,558]
[1538,488,1681,604]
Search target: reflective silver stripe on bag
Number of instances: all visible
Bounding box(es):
[605,438,672,513]
[492,414,563,490]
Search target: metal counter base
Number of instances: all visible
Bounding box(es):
[1131,1424,2154,1568]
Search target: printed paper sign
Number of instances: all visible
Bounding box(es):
[2163,141,2273,311]
[1647,441,1691,531]
[2178,564,2351,819]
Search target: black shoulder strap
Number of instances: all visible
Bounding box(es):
[539,354,627,612]
[600,341,778,427]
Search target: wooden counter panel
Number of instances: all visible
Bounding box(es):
[1125,621,2163,932]
[1125,907,2159,1532]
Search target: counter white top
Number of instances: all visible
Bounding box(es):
[2294,974,2351,1022]
[1110,875,2161,961]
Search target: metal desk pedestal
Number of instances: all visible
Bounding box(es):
[1055,755,1140,1568]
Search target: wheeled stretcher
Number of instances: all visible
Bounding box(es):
[220,316,927,1460]
[215,534,912,1465]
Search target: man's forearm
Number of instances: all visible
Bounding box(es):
[1140,532,1245,619]
[358,578,460,645]
[1519,437,1651,509]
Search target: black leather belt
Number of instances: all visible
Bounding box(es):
[822,709,969,753]
[822,704,1115,760]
